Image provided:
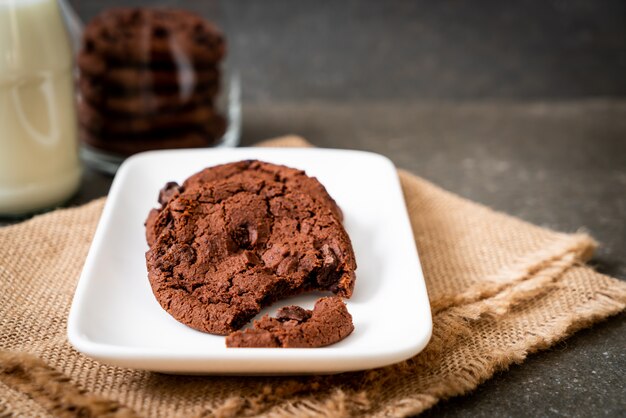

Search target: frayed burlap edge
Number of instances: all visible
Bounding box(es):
[0,351,138,418]
[378,270,626,418]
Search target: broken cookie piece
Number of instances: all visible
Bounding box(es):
[225,297,354,348]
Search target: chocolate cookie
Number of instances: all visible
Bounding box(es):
[145,160,356,335]
[79,100,223,134]
[78,54,220,91]
[80,123,225,156]
[81,8,225,66]
[79,77,218,115]
[225,297,354,348]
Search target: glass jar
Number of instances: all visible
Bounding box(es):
[0,0,81,216]
[76,7,241,175]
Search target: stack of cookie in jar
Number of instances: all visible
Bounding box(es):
[77,8,227,156]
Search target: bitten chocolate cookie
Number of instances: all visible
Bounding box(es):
[82,8,225,65]
[225,297,354,348]
[145,160,356,335]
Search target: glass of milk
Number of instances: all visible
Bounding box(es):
[0,0,81,216]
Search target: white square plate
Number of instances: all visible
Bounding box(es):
[68,148,432,374]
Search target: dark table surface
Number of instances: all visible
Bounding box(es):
[7,1,626,417]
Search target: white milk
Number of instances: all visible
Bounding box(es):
[0,0,81,215]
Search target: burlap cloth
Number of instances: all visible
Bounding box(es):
[1,136,625,418]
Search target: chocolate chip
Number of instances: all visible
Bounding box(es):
[130,10,141,23]
[232,225,254,249]
[158,182,181,206]
[276,256,298,276]
[276,305,311,322]
[84,40,95,53]
[316,244,340,287]
[321,244,337,268]
[153,26,169,38]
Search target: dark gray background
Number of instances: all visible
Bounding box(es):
[17,1,626,416]
[71,0,626,101]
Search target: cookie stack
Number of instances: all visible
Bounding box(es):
[78,8,227,156]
